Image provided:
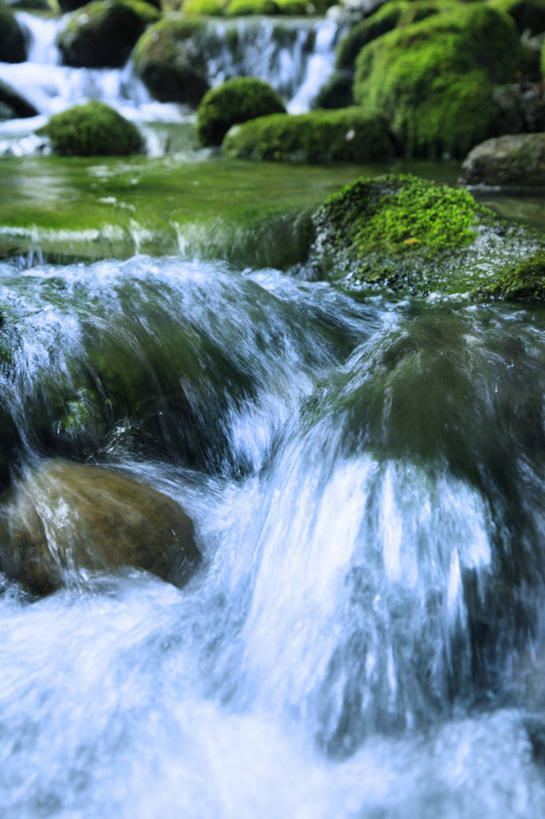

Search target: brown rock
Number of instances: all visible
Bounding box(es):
[0,459,200,595]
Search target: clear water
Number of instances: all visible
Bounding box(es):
[2,255,545,817]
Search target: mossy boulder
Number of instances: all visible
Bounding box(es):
[310,173,544,297]
[353,3,528,158]
[196,77,285,147]
[0,459,201,595]
[489,0,545,34]
[57,0,160,69]
[132,15,225,105]
[0,1,27,63]
[460,132,545,186]
[312,70,354,109]
[180,0,333,13]
[37,101,143,156]
[0,80,37,119]
[336,0,442,72]
[223,108,394,163]
[483,250,545,301]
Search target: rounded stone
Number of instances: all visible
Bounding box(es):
[0,459,201,595]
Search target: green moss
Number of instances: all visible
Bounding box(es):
[196,77,285,147]
[312,70,354,109]
[489,0,545,34]
[57,0,159,68]
[354,3,527,157]
[132,15,223,104]
[336,0,442,71]
[311,173,545,298]
[317,173,488,257]
[37,102,144,157]
[0,1,27,62]
[180,0,225,13]
[484,250,545,301]
[223,108,394,163]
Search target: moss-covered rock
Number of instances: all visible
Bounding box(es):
[461,132,545,186]
[196,77,285,147]
[310,173,544,297]
[57,0,160,69]
[0,79,37,119]
[0,1,27,63]
[336,0,442,72]
[37,101,143,156]
[132,15,224,105]
[0,459,201,595]
[180,0,333,13]
[353,3,528,158]
[223,107,394,162]
[312,69,354,109]
[483,250,545,301]
[489,0,545,34]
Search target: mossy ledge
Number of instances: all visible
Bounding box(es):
[223,108,394,163]
[37,101,144,157]
[310,174,544,299]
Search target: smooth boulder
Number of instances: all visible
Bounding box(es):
[461,132,545,187]
[0,459,201,595]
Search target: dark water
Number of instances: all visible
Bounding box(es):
[1,254,545,817]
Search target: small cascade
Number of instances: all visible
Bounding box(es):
[1,11,346,148]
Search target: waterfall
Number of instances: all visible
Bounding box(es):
[1,11,345,143]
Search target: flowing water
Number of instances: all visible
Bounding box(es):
[2,250,545,817]
[3,7,545,818]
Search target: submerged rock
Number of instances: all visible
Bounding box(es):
[0,459,201,595]
[223,107,394,162]
[196,77,285,147]
[353,3,529,157]
[461,132,545,188]
[310,173,544,298]
[57,0,160,68]
[36,101,143,156]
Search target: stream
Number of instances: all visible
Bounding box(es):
[2,7,545,819]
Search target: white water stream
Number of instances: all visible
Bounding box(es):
[1,255,545,816]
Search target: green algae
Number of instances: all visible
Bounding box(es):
[2,155,446,264]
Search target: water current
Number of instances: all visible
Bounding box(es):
[1,252,545,817]
[3,6,545,818]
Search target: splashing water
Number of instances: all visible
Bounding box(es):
[1,254,545,816]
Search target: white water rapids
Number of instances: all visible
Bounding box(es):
[1,254,545,816]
